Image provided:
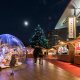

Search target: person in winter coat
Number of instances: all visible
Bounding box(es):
[33,46,43,64]
[9,54,16,75]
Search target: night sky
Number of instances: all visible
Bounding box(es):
[0,0,69,46]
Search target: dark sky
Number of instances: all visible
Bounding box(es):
[0,0,69,46]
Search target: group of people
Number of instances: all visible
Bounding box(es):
[33,45,43,64]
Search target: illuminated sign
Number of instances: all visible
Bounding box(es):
[68,16,76,38]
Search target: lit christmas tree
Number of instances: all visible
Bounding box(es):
[29,25,48,48]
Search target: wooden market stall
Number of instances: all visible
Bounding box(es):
[70,35,80,64]
[57,40,75,63]
[46,48,57,58]
[57,35,80,64]
[26,46,34,58]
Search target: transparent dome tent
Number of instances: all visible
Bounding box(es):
[0,34,26,68]
[0,34,25,48]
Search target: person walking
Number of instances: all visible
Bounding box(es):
[9,54,16,75]
[33,45,43,64]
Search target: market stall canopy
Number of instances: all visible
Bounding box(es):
[53,40,67,49]
[76,35,80,39]
[66,35,80,46]
[55,0,80,29]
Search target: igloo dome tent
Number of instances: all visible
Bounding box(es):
[0,34,25,48]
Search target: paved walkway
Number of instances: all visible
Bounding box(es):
[0,58,80,80]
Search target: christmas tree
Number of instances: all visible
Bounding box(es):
[29,25,48,48]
